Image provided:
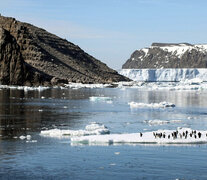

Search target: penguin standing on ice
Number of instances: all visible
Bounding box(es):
[140,132,143,137]
[198,132,202,138]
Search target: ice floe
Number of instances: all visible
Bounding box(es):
[129,101,175,109]
[71,127,207,145]
[40,122,110,138]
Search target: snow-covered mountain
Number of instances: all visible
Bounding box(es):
[122,43,207,69]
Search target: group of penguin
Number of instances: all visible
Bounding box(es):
[139,130,206,139]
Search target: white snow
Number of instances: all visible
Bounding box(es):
[40,122,110,138]
[119,68,207,82]
[129,101,175,109]
[152,43,207,58]
[71,127,207,145]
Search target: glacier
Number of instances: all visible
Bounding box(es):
[119,68,207,82]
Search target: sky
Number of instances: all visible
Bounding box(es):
[0,0,207,69]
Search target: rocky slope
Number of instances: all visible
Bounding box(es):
[122,43,207,69]
[0,15,129,86]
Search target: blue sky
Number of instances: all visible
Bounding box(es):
[0,0,207,69]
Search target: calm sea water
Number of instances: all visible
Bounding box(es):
[1,87,207,179]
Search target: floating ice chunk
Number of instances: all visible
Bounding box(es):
[89,96,112,102]
[19,135,31,140]
[114,152,120,155]
[65,83,113,89]
[71,127,207,145]
[182,78,203,85]
[26,140,37,143]
[129,101,175,109]
[40,122,110,138]
[144,119,181,125]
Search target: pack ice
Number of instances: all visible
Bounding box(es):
[40,122,110,138]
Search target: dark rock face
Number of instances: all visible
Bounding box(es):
[0,27,25,85]
[0,15,129,86]
[122,43,207,69]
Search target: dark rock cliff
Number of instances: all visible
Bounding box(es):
[122,43,207,69]
[0,15,129,86]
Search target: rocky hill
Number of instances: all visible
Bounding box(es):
[0,15,129,86]
[122,43,207,69]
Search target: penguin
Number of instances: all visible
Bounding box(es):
[198,132,201,138]
[163,134,166,138]
[140,133,143,137]
[168,135,170,139]
[194,135,197,139]
[190,133,192,137]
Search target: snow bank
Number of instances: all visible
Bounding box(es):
[129,101,175,109]
[71,127,207,145]
[119,69,207,82]
[40,122,110,138]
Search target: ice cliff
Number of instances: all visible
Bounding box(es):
[119,68,207,82]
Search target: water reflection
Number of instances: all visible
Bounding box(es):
[0,89,90,139]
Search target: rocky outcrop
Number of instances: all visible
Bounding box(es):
[122,43,207,69]
[0,15,129,86]
[0,27,51,86]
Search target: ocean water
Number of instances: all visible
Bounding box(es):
[0,87,207,179]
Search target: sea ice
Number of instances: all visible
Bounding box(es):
[129,101,175,109]
[40,122,110,138]
[71,127,207,145]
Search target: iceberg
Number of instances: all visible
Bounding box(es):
[40,122,110,138]
[71,127,207,145]
[128,101,175,109]
[119,68,207,82]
